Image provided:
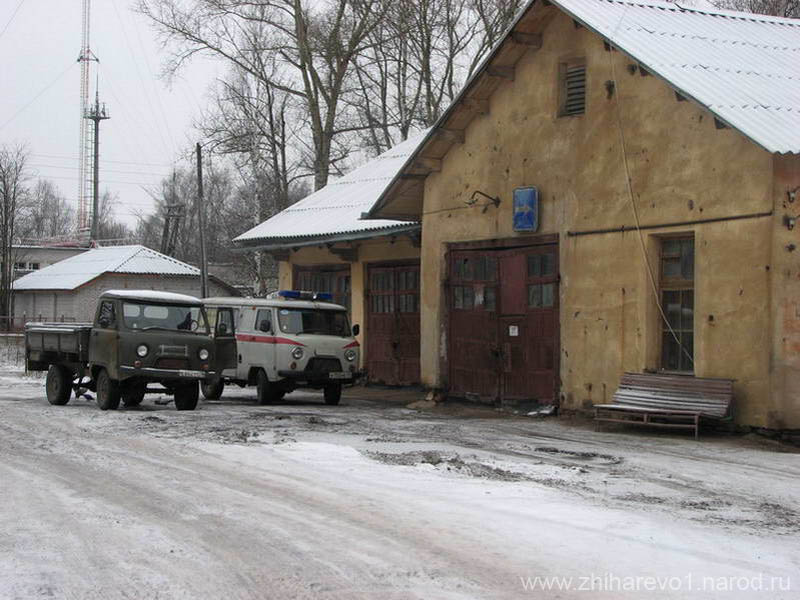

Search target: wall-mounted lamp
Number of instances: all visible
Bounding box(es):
[789,187,799,204]
[784,215,797,230]
[467,190,501,213]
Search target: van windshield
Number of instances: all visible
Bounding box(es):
[277,308,350,337]
[123,303,209,334]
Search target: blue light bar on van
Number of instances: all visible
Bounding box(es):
[275,290,334,302]
[277,290,301,299]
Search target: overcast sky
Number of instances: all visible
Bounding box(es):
[1,0,220,229]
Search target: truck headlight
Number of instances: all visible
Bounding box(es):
[198,348,209,360]
[344,349,357,362]
[291,346,304,360]
[136,344,149,358]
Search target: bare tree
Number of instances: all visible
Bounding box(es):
[135,162,232,264]
[714,0,799,16]
[350,0,524,155]
[200,64,305,214]
[18,179,75,241]
[95,190,134,242]
[137,0,390,190]
[0,145,30,327]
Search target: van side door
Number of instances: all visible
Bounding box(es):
[253,308,277,378]
[212,307,237,374]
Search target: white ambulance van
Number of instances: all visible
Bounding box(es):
[202,291,361,405]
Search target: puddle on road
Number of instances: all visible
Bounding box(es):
[533,446,622,464]
[366,449,529,482]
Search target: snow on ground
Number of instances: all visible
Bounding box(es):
[0,367,798,599]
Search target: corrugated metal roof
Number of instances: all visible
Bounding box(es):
[13,245,201,291]
[234,131,429,247]
[555,0,800,154]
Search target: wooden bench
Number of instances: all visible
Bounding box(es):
[594,372,734,439]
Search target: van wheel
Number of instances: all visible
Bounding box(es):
[96,369,121,411]
[46,365,72,406]
[201,378,224,400]
[122,383,146,407]
[174,382,199,411]
[324,383,342,406]
[256,370,280,405]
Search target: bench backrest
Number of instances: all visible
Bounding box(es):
[613,372,733,418]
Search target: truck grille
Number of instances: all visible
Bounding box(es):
[305,358,342,374]
[156,358,189,370]
[159,345,188,356]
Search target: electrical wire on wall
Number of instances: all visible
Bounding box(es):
[606,24,694,369]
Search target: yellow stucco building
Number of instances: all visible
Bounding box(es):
[236,0,800,430]
[365,0,800,429]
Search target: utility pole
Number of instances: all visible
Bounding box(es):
[86,90,109,241]
[196,143,208,298]
[160,172,184,256]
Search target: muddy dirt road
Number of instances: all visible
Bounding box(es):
[1,374,798,599]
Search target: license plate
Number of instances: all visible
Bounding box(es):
[178,370,204,378]
[328,371,349,380]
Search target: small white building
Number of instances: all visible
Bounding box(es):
[13,245,238,324]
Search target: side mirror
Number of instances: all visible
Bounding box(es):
[352,324,360,337]
[217,323,228,335]
[259,320,271,333]
[98,317,110,328]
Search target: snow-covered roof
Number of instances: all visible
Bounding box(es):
[204,296,347,311]
[101,290,202,305]
[234,132,428,249]
[13,245,203,291]
[555,0,800,154]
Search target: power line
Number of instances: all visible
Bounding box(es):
[118,0,178,152]
[0,62,75,132]
[96,66,161,169]
[99,7,173,160]
[0,0,25,41]
[29,163,171,177]
[31,173,163,187]
[30,153,175,168]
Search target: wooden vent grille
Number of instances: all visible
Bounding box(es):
[563,65,586,116]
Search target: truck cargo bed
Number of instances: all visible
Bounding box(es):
[25,323,93,367]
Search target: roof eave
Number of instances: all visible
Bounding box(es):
[232,223,421,252]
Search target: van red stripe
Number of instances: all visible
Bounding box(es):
[236,334,305,346]
[343,341,360,349]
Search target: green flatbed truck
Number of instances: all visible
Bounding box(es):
[25,290,217,411]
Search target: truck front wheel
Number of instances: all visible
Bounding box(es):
[96,369,121,411]
[201,378,224,400]
[256,369,282,405]
[174,382,199,411]
[45,365,72,406]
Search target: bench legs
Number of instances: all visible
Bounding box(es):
[594,409,702,440]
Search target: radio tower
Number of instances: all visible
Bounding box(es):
[77,0,98,235]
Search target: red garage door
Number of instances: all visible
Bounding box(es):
[366,262,421,386]
[448,242,558,403]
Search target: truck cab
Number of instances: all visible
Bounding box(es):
[202,291,361,405]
